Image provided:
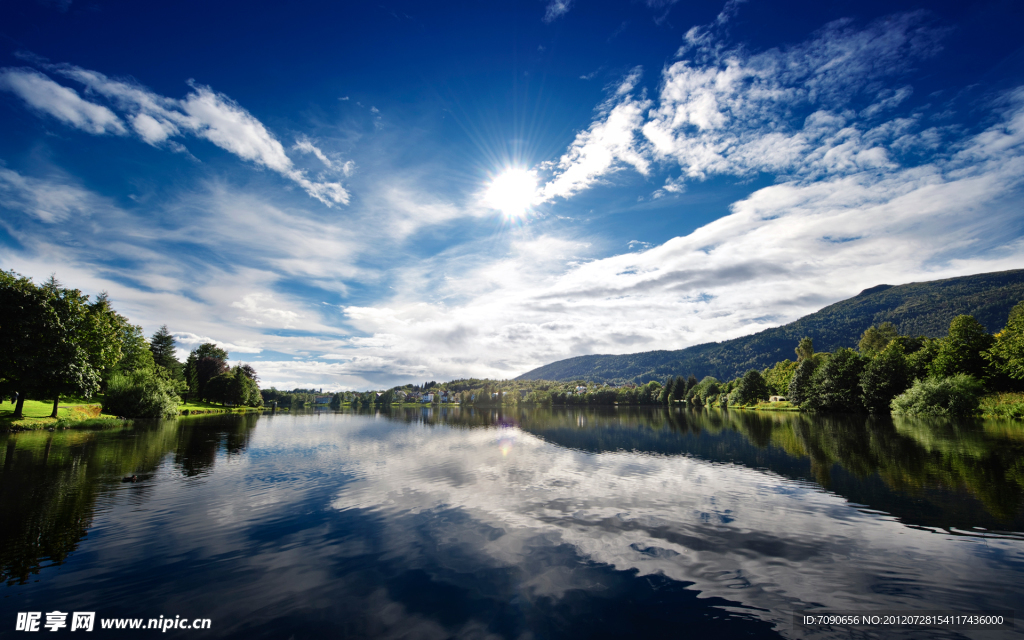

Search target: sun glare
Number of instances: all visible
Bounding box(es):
[484,168,539,217]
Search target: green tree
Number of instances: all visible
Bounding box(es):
[81,293,128,383]
[787,358,818,406]
[905,337,940,382]
[795,337,814,362]
[149,325,182,378]
[687,377,719,407]
[0,271,56,418]
[38,280,103,416]
[985,300,1024,383]
[732,370,769,405]
[858,322,900,357]
[184,343,229,401]
[860,341,910,414]
[671,376,687,403]
[805,348,866,413]
[930,315,994,380]
[763,359,798,396]
[663,377,676,404]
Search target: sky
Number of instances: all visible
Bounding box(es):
[1,0,1023,391]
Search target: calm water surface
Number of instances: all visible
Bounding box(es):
[2,407,1024,639]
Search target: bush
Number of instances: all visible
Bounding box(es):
[890,374,983,417]
[102,370,181,418]
[980,392,1024,419]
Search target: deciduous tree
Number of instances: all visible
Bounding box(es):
[930,315,994,380]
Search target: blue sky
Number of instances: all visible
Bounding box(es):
[2,0,1023,391]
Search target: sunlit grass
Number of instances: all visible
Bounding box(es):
[980,391,1024,420]
[0,398,117,430]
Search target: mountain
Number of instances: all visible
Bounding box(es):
[515,269,1024,384]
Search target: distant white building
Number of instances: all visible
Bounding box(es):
[769,395,787,402]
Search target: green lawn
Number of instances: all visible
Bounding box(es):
[0,398,117,429]
[0,396,263,430]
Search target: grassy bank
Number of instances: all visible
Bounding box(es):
[980,392,1024,420]
[0,398,124,431]
[1,397,263,431]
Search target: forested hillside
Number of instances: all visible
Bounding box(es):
[516,269,1024,384]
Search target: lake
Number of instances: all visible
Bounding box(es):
[2,407,1023,638]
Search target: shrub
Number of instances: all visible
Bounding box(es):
[102,370,181,418]
[890,374,983,417]
[980,392,1024,420]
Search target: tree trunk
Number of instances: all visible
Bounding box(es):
[13,393,25,419]
[51,396,60,418]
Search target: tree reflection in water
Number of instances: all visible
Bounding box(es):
[379,405,1024,532]
[0,413,258,585]
[2,406,1022,592]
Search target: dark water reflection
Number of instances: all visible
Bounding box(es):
[1,408,1022,638]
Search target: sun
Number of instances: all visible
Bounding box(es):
[483,168,539,218]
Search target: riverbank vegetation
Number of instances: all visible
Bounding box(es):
[1,270,262,424]
[339,300,1024,419]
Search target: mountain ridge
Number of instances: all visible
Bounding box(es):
[515,269,1024,384]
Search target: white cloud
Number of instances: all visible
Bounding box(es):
[0,166,123,223]
[292,136,333,168]
[543,0,572,23]
[0,68,126,135]
[539,68,651,202]
[326,424,1021,631]
[539,12,945,198]
[1,64,350,206]
[308,93,1024,385]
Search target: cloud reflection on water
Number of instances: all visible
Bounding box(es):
[328,420,1024,635]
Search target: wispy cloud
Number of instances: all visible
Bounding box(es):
[543,0,572,23]
[293,136,334,169]
[0,68,125,135]
[539,68,651,201]
[0,64,351,206]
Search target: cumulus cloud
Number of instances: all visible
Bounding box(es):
[0,68,125,135]
[538,12,946,199]
[0,64,350,206]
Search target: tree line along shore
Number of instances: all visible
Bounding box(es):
[4,268,1024,427]
[323,302,1024,420]
[2,270,263,427]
